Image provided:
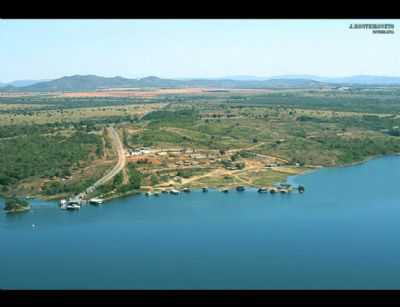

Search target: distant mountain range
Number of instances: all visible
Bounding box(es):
[1,74,400,92]
[0,75,329,92]
[224,75,400,85]
[0,79,50,88]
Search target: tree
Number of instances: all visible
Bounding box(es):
[128,169,143,189]
[4,197,30,212]
[150,174,159,186]
[112,172,123,188]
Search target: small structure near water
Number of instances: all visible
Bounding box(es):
[60,196,82,210]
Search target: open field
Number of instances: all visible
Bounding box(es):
[59,88,208,98]
[0,103,166,126]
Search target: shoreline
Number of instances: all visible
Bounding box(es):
[2,153,400,205]
[4,205,31,214]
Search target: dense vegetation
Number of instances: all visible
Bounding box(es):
[4,197,30,211]
[0,131,103,193]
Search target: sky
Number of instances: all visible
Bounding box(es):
[0,19,399,82]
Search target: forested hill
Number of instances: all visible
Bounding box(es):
[2,75,330,92]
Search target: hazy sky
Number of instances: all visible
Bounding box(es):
[1,19,399,82]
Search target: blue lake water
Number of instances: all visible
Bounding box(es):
[2,155,400,289]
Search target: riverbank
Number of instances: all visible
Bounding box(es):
[3,153,400,204]
[3,205,31,214]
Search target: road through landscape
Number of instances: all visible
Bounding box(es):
[86,127,126,193]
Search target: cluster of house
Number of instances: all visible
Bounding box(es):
[126,147,153,156]
[265,162,301,168]
[126,147,216,162]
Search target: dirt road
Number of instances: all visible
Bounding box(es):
[86,127,126,193]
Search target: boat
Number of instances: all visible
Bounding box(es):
[89,198,104,205]
[221,188,229,193]
[153,192,160,197]
[269,188,277,194]
[182,188,191,193]
[258,188,269,193]
[59,199,68,209]
[236,186,245,192]
[145,192,152,196]
[202,187,208,192]
[280,183,292,189]
[170,189,180,195]
[65,203,80,210]
[298,185,305,193]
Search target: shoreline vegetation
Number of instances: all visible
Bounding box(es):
[2,86,400,206]
[3,196,31,213]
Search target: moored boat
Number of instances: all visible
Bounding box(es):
[170,189,180,195]
[236,186,245,192]
[258,188,269,193]
[89,198,104,205]
[60,199,67,208]
[202,187,208,192]
[269,188,277,194]
[65,203,80,210]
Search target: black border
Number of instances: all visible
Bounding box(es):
[3,290,400,306]
[1,4,400,307]
[1,1,400,19]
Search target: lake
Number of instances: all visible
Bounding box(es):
[2,155,400,289]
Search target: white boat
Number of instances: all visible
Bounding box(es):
[170,189,180,195]
[89,198,104,205]
[66,203,80,210]
[145,192,152,196]
[60,199,67,209]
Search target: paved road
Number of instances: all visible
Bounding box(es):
[86,127,126,193]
